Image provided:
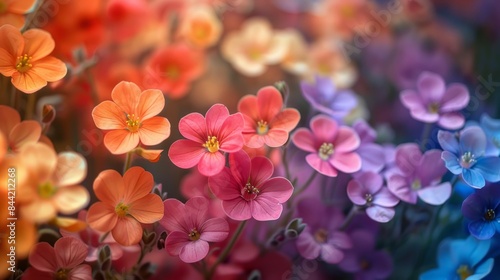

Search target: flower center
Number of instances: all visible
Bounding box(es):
[456,265,472,280]
[165,65,180,80]
[359,259,370,271]
[484,209,496,221]
[318,142,334,160]
[188,228,201,241]
[256,120,269,135]
[241,182,259,201]
[16,54,33,73]
[341,5,355,17]
[411,179,421,190]
[365,193,373,205]
[38,182,57,199]
[203,136,220,153]
[460,152,476,169]
[191,20,211,40]
[126,114,141,133]
[314,228,328,243]
[115,202,130,218]
[428,102,440,114]
[55,268,70,280]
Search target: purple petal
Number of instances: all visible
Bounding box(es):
[387,174,417,204]
[461,191,485,220]
[320,244,345,264]
[440,83,470,112]
[395,143,421,175]
[353,119,377,143]
[366,205,395,223]
[416,71,446,102]
[296,232,321,259]
[418,182,452,205]
[357,143,386,173]
[468,220,496,240]
[417,150,447,186]
[373,187,399,207]
[347,179,367,205]
[400,90,424,112]
[438,112,465,130]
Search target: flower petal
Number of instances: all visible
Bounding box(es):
[22,29,55,61]
[468,220,496,240]
[200,218,229,242]
[208,168,241,200]
[198,152,226,177]
[31,56,67,82]
[441,151,462,175]
[347,179,367,205]
[418,182,451,205]
[179,240,210,263]
[68,264,92,280]
[438,112,465,130]
[292,128,316,152]
[93,169,124,205]
[136,89,164,120]
[387,174,416,204]
[103,129,140,154]
[257,86,283,122]
[28,242,57,272]
[11,71,47,93]
[0,105,20,136]
[329,152,361,173]
[440,83,469,112]
[400,90,424,112]
[53,186,90,214]
[160,199,188,233]
[258,177,293,204]
[168,139,205,169]
[206,104,230,136]
[306,153,338,177]
[111,81,141,114]
[87,202,118,233]
[54,237,88,268]
[462,168,485,188]
[165,230,191,256]
[9,120,41,151]
[474,157,500,183]
[92,101,126,130]
[437,130,459,154]
[250,156,273,186]
[54,152,87,186]
[222,198,252,220]
[123,166,154,202]
[252,196,283,221]
[129,193,164,224]
[374,187,400,207]
[178,112,208,142]
[460,126,486,157]
[310,115,338,142]
[138,116,171,145]
[262,129,289,147]
[332,127,360,152]
[417,71,446,102]
[366,205,395,223]
[112,217,143,246]
[237,95,259,121]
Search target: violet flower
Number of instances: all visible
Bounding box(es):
[462,183,500,240]
[353,119,386,173]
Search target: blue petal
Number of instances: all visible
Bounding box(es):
[470,258,495,280]
[437,239,455,269]
[442,151,463,175]
[474,157,500,183]
[467,236,491,267]
[480,113,500,137]
[460,126,487,157]
[468,220,496,240]
[463,169,486,188]
[438,130,460,154]
[419,269,451,280]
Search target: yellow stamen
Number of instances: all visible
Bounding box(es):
[192,20,210,39]
[55,268,70,280]
[38,182,57,199]
[126,114,141,132]
[456,265,472,280]
[428,102,440,114]
[256,120,269,135]
[115,202,129,218]
[165,65,180,80]
[188,229,201,241]
[314,228,328,243]
[318,142,334,160]
[16,54,33,73]
[411,179,421,190]
[203,136,220,153]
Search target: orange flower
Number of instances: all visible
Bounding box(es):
[0,0,36,28]
[0,24,67,93]
[177,5,222,48]
[92,81,171,154]
[0,132,5,161]
[0,105,42,152]
[87,167,164,246]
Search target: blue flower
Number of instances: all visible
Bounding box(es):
[462,183,500,239]
[420,236,494,280]
[438,126,500,188]
[480,113,500,156]
[300,76,357,120]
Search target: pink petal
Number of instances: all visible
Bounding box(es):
[310,115,338,142]
[263,129,289,147]
[178,112,207,142]
[86,202,118,233]
[54,237,88,268]
[68,264,92,280]
[417,72,446,102]
[218,113,244,152]
[222,198,252,220]
[306,153,338,177]
[357,172,384,194]
[179,240,210,263]
[160,199,188,233]
[29,242,57,272]
[250,156,274,187]
[111,81,141,114]
[138,116,171,145]
[53,186,90,215]
[112,217,143,246]
[129,194,164,224]
[440,83,470,112]
[373,187,400,207]
[208,168,242,200]
[206,104,230,136]
[270,108,300,132]
[347,180,367,205]
[136,89,165,120]
[417,182,452,205]
[296,233,321,259]
[200,218,229,242]
[329,152,361,173]
[395,143,421,175]
[103,130,140,154]
[229,150,251,186]
[198,152,226,177]
[321,244,344,264]
[252,196,283,221]
[387,174,417,204]
[258,177,293,203]
[9,120,41,151]
[22,268,53,280]
[333,127,360,152]
[165,231,191,256]
[292,128,316,153]
[54,152,87,187]
[400,90,424,111]
[185,196,210,227]
[92,101,126,130]
[366,205,395,223]
[242,133,265,148]
[168,139,205,169]
[257,86,283,122]
[219,133,244,153]
[438,112,465,130]
[237,95,259,121]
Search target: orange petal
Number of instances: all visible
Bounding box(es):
[0,105,20,138]
[112,217,143,246]
[103,129,139,154]
[54,152,87,186]
[22,28,55,61]
[7,0,36,13]
[0,133,5,160]
[20,142,57,182]
[237,95,259,121]
[270,108,300,132]
[93,169,124,205]
[50,217,87,232]
[257,86,283,122]
[136,89,164,120]
[138,116,171,145]
[129,193,164,223]
[20,199,57,223]
[53,185,90,215]
[123,166,154,202]
[87,201,118,233]
[92,100,126,130]
[31,56,67,82]
[9,120,41,152]
[0,47,16,76]
[134,148,162,162]
[111,81,141,113]
[11,71,47,94]
[0,24,24,56]
[0,13,25,29]
[15,220,37,258]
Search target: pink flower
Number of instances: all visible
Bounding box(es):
[208,150,294,221]
[23,237,91,280]
[159,196,229,263]
[292,115,361,177]
[400,71,470,129]
[238,86,300,148]
[168,104,244,177]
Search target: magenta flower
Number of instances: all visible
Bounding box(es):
[347,172,399,223]
[168,104,244,177]
[23,237,91,280]
[387,143,451,205]
[291,114,362,177]
[208,150,294,221]
[159,196,229,263]
[400,71,469,129]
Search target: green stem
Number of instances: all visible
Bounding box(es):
[123,151,133,173]
[21,0,44,32]
[85,67,100,106]
[340,205,360,231]
[205,220,247,280]
[24,93,36,120]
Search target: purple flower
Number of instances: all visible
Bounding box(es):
[400,71,469,129]
[338,230,393,280]
[353,119,386,173]
[347,172,399,223]
[301,76,357,120]
[462,183,500,240]
[438,126,500,188]
[387,143,451,205]
[295,197,352,264]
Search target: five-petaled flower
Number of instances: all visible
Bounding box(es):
[92,81,171,155]
[462,183,500,240]
[86,167,164,246]
[0,0,36,28]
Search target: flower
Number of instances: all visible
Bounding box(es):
[208,150,293,221]
[159,196,229,263]
[352,119,386,173]
[300,75,357,120]
[462,183,500,240]
[0,24,67,93]
[400,71,469,129]
[168,104,244,177]
[92,81,171,155]
[176,5,222,48]
[419,236,494,280]
[387,143,452,205]
[292,114,361,177]
[23,237,92,280]
[295,197,352,264]
[221,17,288,76]
[238,86,300,148]
[0,0,36,28]
[0,105,43,152]
[347,172,399,223]
[438,126,500,188]
[478,113,500,156]
[87,167,164,246]
[144,44,204,99]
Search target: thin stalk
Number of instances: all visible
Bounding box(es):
[24,93,36,120]
[419,123,432,151]
[123,151,133,173]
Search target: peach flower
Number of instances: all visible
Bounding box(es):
[177,5,222,48]
[0,105,42,152]
[221,18,288,76]
[0,0,36,28]
[92,81,171,154]
[0,24,67,93]
[280,29,309,75]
